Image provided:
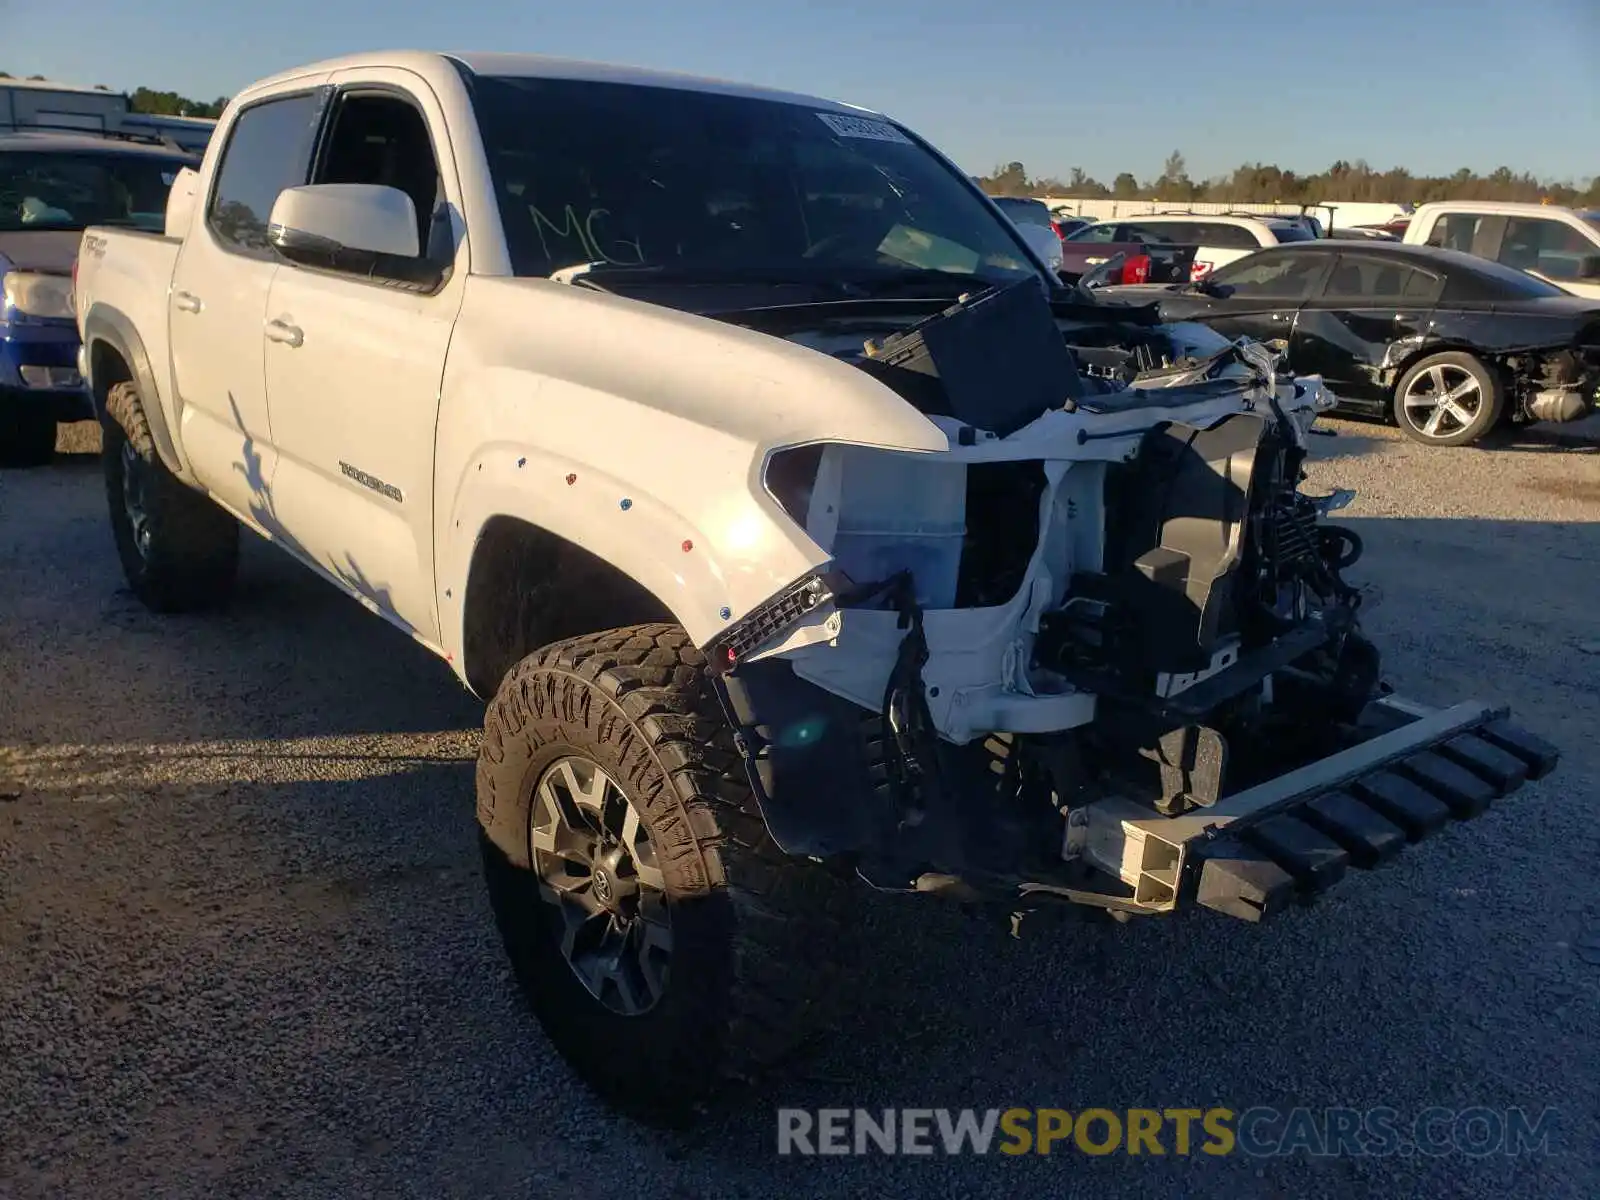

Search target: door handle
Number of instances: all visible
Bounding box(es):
[173,290,202,313]
[265,318,304,348]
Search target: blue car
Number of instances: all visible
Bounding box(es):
[1,130,197,466]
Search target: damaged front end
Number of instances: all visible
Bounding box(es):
[705,281,1561,923]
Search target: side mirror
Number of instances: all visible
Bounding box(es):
[164,166,199,239]
[1578,255,1600,281]
[267,184,443,290]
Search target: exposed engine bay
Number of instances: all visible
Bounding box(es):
[690,279,1559,922]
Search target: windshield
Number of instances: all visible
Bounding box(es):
[0,151,192,233]
[470,76,1042,287]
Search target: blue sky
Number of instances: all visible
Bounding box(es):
[4,0,1597,183]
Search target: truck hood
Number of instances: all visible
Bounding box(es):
[456,276,953,454]
[0,230,80,274]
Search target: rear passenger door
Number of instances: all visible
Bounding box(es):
[166,86,328,520]
[1292,253,1443,405]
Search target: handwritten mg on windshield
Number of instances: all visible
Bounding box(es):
[531,204,644,267]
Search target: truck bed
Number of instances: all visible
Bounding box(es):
[73,227,183,449]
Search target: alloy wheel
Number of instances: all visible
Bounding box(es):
[1401,363,1483,440]
[529,755,672,1016]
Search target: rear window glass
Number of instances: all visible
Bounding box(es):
[1268,222,1316,243]
[1121,221,1190,244]
[1441,257,1569,302]
[1194,222,1261,249]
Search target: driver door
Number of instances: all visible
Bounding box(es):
[260,71,466,645]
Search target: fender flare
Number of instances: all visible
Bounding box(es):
[439,443,826,671]
[81,303,189,479]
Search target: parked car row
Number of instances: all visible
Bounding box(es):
[6,113,1598,468]
[1057,212,1315,285]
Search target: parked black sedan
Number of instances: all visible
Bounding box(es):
[1092,241,1600,446]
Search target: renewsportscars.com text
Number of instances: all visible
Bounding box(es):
[776,1106,1559,1158]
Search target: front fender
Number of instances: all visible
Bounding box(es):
[436,425,827,664]
[433,277,954,665]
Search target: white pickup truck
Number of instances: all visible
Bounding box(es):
[74,50,1560,1125]
[1403,200,1600,299]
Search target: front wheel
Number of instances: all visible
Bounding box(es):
[476,624,844,1126]
[1393,351,1503,447]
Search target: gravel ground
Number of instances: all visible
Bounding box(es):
[1,415,1597,1199]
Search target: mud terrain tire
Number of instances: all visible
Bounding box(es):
[103,381,239,612]
[476,623,845,1126]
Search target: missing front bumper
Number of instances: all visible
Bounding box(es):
[1080,694,1560,923]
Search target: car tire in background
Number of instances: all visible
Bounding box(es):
[0,409,57,468]
[476,623,846,1127]
[1392,351,1504,447]
[102,380,240,612]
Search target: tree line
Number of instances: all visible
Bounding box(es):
[979,151,1600,208]
[0,72,228,118]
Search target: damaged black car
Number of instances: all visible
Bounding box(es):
[1093,240,1600,446]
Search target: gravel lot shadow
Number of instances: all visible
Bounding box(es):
[1319,411,1600,458]
[1305,425,1386,459]
[1481,423,1600,455]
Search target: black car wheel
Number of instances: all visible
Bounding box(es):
[1393,351,1503,447]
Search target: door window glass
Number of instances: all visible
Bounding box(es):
[313,91,447,262]
[1496,217,1597,281]
[206,92,323,255]
[1209,251,1323,300]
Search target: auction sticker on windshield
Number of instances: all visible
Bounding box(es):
[815,112,913,144]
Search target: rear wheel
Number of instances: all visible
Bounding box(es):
[476,624,845,1126]
[1393,351,1503,447]
[103,381,239,612]
[0,408,56,468]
